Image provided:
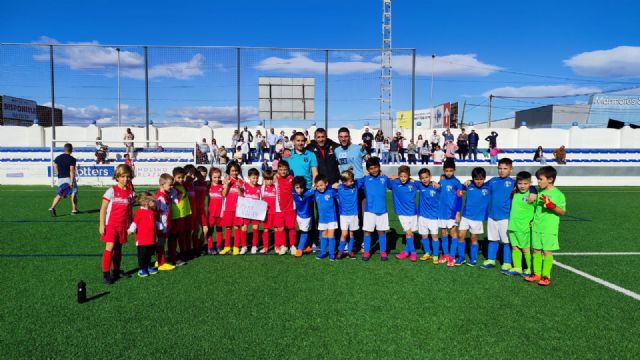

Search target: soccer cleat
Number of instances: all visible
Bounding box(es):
[239,247,247,255]
[250,246,258,255]
[137,269,149,277]
[467,259,477,267]
[409,253,417,262]
[481,260,496,269]
[316,253,329,260]
[49,208,57,217]
[158,263,175,271]
[259,248,268,254]
[232,247,241,256]
[395,251,409,260]
[447,257,456,267]
[439,256,449,264]
[208,248,218,256]
[147,266,158,275]
[102,272,113,285]
[508,267,523,276]
[295,249,303,257]
[500,264,512,275]
[278,246,288,255]
[312,245,319,253]
[419,254,432,261]
[362,252,371,261]
[538,276,551,286]
[380,252,388,261]
[175,259,186,267]
[347,252,357,259]
[329,256,336,261]
[71,210,79,215]
[112,269,131,280]
[432,256,440,265]
[522,270,532,277]
[303,246,313,254]
[290,246,297,255]
[454,257,466,266]
[524,274,542,283]
[337,251,344,259]
[219,247,231,255]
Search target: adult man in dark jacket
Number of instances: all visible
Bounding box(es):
[468,129,479,161]
[307,128,340,184]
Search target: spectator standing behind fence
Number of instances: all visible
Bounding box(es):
[485,131,498,148]
[361,127,374,154]
[267,128,278,161]
[231,130,241,154]
[430,130,441,150]
[242,126,253,147]
[283,136,294,151]
[432,145,444,165]
[95,137,108,164]
[381,138,390,164]
[218,146,228,165]
[407,139,417,164]
[123,128,135,158]
[416,134,425,150]
[553,145,567,164]
[457,128,469,160]
[255,130,265,161]
[396,132,406,161]
[209,138,219,164]
[420,140,431,164]
[240,137,251,164]
[442,128,454,144]
[444,140,458,160]
[389,136,400,164]
[534,146,546,165]
[197,138,210,164]
[468,129,479,161]
[374,130,385,157]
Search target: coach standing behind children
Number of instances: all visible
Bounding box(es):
[307,128,340,185]
[335,127,369,181]
[288,132,318,189]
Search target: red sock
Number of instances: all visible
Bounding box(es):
[102,250,112,272]
[216,231,222,249]
[112,247,122,271]
[275,230,284,247]
[252,230,260,247]
[224,228,231,247]
[241,230,247,247]
[288,229,297,247]
[207,233,213,250]
[156,243,165,265]
[234,229,242,248]
[262,230,269,250]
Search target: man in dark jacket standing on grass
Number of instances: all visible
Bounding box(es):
[307,128,340,184]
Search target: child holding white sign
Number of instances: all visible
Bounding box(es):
[242,168,262,255]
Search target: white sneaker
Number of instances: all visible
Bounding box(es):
[251,246,258,254]
[259,248,267,254]
[278,246,287,255]
[239,247,247,255]
[289,246,297,255]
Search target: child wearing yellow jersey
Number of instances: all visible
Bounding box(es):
[169,167,192,266]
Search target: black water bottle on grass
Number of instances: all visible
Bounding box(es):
[77,280,86,304]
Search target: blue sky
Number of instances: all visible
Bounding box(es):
[2,0,639,128]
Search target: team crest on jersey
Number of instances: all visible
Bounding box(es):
[380,178,386,184]
[505,181,512,187]
[447,185,453,192]
[430,190,436,197]
[482,189,489,196]
[408,185,413,191]
[324,195,330,201]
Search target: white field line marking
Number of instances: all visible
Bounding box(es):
[555,252,640,256]
[554,260,640,301]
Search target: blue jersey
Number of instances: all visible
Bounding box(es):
[416,182,440,219]
[288,149,318,189]
[292,189,314,219]
[388,178,417,216]
[487,176,537,220]
[357,174,390,214]
[312,188,338,224]
[334,144,368,179]
[337,184,358,216]
[438,176,463,220]
[462,183,491,221]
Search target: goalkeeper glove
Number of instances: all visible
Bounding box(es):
[540,194,557,210]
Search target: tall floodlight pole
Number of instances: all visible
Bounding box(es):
[116,47,121,127]
[380,0,392,135]
[430,54,435,128]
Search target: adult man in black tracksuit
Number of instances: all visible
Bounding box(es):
[307,128,340,185]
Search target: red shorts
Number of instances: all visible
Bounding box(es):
[222,211,243,227]
[208,215,223,227]
[274,210,296,229]
[101,225,128,244]
[170,217,188,234]
[242,218,260,226]
[262,213,276,229]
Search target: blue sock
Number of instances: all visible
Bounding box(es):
[347,236,354,253]
[432,240,440,257]
[450,237,458,258]
[457,240,465,260]
[488,241,499,261]
[320,237,327,255]
[329,238,336,258]
[421,237,431,255]
[364,235,371,253]
[338,240,347,253]
[406,237,414,253]
[442,235,450,256]
[470,243,479,262]
[404,238,411,253]
[297,232,308,250]
[502,243,512,266]
[379,233,387,253]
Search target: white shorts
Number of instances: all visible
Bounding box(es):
[296,216,311,232]
[340,215,359,231]
[398,215,417,232]
[487,218,509,243]
[459,217,484,235]
[418,217,439,235]
[362,212,390,232]
[318,221,338,231]
[437,219,458,229]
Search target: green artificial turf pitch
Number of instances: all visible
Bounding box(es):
[1,185,639,359]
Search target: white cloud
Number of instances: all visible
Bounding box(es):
[33,36,205,80]
[42,102,146,125]
[166,105,258,125]
[254,53,501,77]
[564,46,640,78]
[483,84,602,97]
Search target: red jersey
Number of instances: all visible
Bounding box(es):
[155,189,171,233]
[102,184,135,226]
[130,207,157,246]
[184,179,197,214]
[262,184,277,214]
[208,182,224,218]
[243,183,262,200]
[275,175,294,212]
[194,179,209,214]
[222,177,245,212]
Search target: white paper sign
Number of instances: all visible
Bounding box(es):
[235,197,268,221]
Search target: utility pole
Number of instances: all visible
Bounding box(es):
[460,99,466,128]
[116,48,121,127]
[488,94,493,128]
[429,54,435,127]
